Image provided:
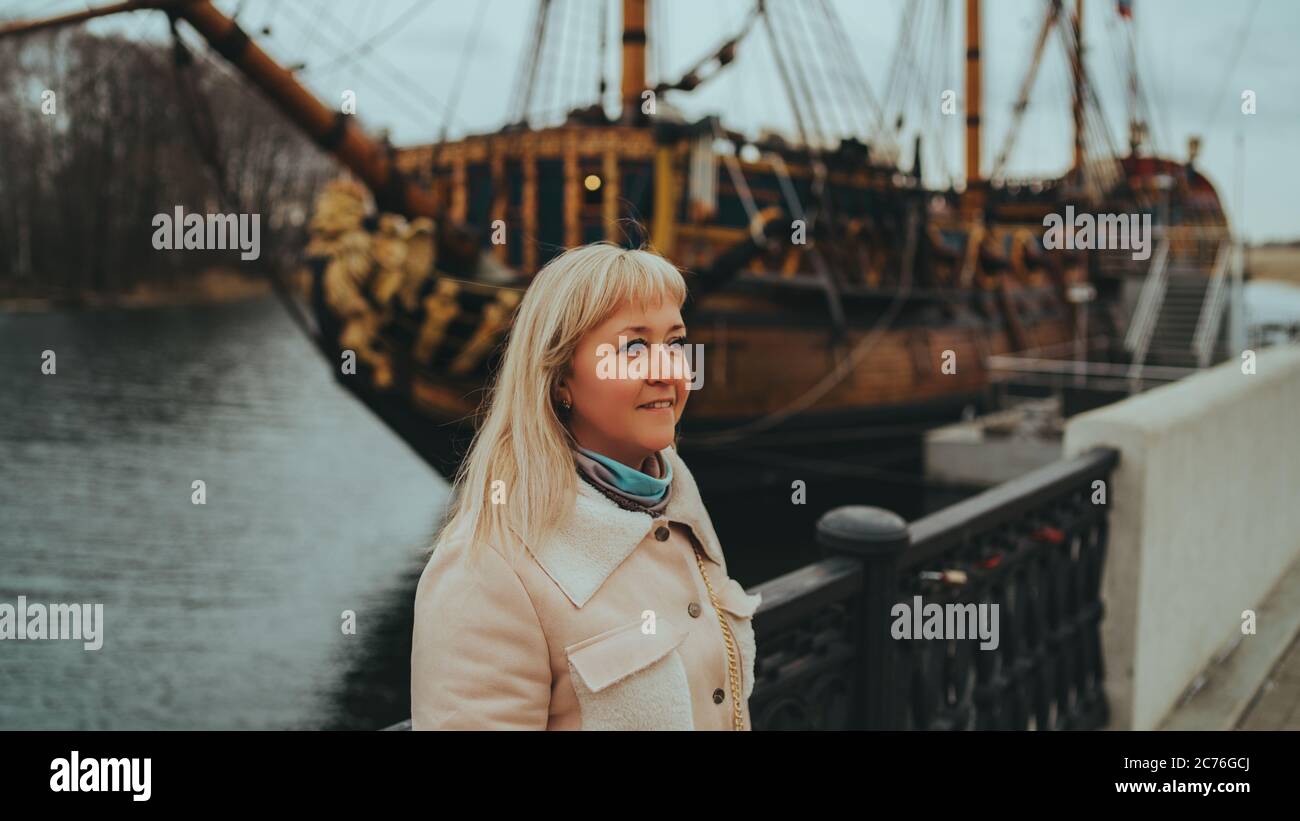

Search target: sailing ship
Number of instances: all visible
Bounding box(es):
[2,0,1230,503]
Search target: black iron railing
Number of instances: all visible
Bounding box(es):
[386,445,1120,730]
[747,445,1120,730]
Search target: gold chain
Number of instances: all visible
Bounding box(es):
[693,545,745,731]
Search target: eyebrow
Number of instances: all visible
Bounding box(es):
[617,324,686,334]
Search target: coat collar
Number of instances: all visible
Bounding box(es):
[526,445,725,609]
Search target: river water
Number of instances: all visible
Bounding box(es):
[0,297,446,729]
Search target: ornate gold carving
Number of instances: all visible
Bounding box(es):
[414,278,463,365]
[449,290,521,376]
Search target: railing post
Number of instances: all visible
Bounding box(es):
[816,506,910,730]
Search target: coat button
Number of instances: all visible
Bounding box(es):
[712,688,726,704]
[654,525,670,541]
[687,602,701,618]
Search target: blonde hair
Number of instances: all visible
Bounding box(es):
[434,242,688,565]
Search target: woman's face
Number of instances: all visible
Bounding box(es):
[558,298,691,468]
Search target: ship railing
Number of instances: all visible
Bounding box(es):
[987,358,1190,384]
[1123,237,1171,391]
[986,335,1195,391]
[383,446,1121,730]
[748,445,1120,730]
[1191,239,1234,368]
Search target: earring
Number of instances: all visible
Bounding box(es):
[560,397,571,410]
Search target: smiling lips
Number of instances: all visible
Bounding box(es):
[637,398,674,411]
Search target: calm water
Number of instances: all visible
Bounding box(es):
[1245,279,1300,327]
[0,297,446,730]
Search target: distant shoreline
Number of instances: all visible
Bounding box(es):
[0,268,274,313]
[1245,245,1300,287]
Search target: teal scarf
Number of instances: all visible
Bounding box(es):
[576,446,673,502]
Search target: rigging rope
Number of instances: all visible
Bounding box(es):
[509,0,547,123]
[818,0,884,140]
[436,0,490,144]
[1198,0,1262,137]
[1134,12,1171,157]
[791,0,847,141]
[991,0,1061,181]
[562,0,585,118]
[537,0,568,124]
[1052,15,1122,195]
[919,0,946,177]
[768,152,804,223]
[712,120,759,224]
[277,0,456,130]
[595,0,606,107]
[880,0,920,140]
[765,1,822,148]
[759,2,814,150]
[653,0,667,86]
[298,0,437,76]
[935,0,953,183]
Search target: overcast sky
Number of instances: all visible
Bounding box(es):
[36,0,1300,241]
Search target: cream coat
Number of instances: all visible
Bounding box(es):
[411,445,762,730]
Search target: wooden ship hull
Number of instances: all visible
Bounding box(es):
[302,114,1085,488]
[311,251,1075,487]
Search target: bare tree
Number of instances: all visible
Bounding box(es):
[0,28,336,301]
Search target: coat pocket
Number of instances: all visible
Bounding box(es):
[716,578,763,702]
[565,617,694,730]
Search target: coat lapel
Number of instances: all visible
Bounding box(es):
[527,445,726,609]
[661,446,726,567]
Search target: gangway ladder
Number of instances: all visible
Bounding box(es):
[1191,239,1237,369]
[1124,237,1171,393]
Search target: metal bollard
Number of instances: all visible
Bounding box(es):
[816,505,910,730]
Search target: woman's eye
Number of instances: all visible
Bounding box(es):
[622,339,648,356]
[669,337,689,350]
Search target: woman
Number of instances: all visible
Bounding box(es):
[410,242,762,730]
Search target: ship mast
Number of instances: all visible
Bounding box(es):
[963,0,983,216]
[175,2,439,218]
[1071,0,1086,184]
[1121,1,1145,155]
[621,0,649,122]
